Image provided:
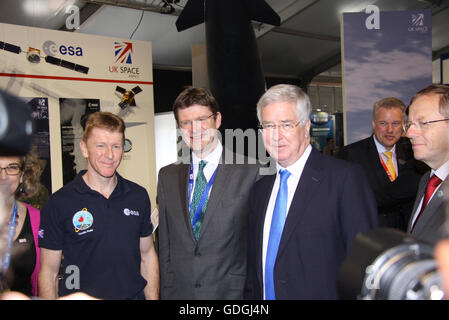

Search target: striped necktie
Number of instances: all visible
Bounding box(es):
[190,160,208,240]
[383,151,397,181]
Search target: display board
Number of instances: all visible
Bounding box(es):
[442,52,449,84]
[341,9,432,145]
[0,22,157,206]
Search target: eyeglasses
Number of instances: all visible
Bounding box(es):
[258,121,301,131]
[403,118,449,131]
[178,113,215,129]
[0,163,22,175]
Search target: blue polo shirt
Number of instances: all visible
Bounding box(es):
[39,171,153,299]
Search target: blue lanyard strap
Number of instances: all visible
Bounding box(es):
[188,163,218,228]
[1,201,18,274]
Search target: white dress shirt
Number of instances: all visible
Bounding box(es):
[373,135,398,175]
[410,160,449,227]
[190,140,223,203]
[262,144,312,299]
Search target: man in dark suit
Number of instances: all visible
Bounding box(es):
[157,87,259,299]
[338,98,427,231]
[404,84,449,245]
[244,84,378,300]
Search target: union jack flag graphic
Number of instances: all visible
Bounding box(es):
[114,42,133,64]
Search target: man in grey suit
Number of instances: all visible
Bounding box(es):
[157,87,259,299]
[405,84,449,245]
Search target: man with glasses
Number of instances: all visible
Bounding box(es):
[338,97,427,231]
[404,84,449,244]
[157,87,259,299]
[244,84,378,300]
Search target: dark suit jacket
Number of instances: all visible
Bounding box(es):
[157,151,260,300]
[337,136,427,231]
[407,172,448,245]
[245,148,378,300]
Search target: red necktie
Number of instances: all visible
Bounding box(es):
[412,174,442,231]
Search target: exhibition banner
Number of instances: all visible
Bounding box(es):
[342,9,432,144]
[0,22,156,205]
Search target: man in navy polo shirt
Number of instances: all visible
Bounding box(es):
[38,112,159,300]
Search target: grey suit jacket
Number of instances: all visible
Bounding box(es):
[408,172,449,245]
[157,151,260,300]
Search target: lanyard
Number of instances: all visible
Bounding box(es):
[378,153,395,182]
[1,201,18,274]
[188,162,218,228]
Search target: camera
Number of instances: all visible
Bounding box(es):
[338,228,444,300]
[0,90,33,156]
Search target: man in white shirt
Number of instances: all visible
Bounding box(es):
[244,84,378,300]
[404,84,449,244]
[157,87,259,299]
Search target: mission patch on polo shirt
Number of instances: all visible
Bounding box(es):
[39,171,153,299]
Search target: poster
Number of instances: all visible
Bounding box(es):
[342,9,432,144]
[60,98,100,185]
[0,22,156,205]
[25,97,51,209]
[310,112,335,152]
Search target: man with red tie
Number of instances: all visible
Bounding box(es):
[338,97,427,231]
[405,84,449,244]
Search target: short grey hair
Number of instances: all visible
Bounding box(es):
[257,84,312,126]
[372,97,406,120]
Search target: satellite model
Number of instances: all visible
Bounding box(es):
[115,85,143,109]
[0,41,89,74]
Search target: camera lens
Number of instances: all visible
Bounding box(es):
[338,228,444,300]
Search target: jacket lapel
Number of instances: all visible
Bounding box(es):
[411,174,445,234]
[255,174,276,287]
[407,172,430,232]
[367,136,391,184]
[395,143,407,176]
[178,163,196,241]
[197,163,230,240]
[277,149,324,259]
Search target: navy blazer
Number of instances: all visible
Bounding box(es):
[245,148,379,300]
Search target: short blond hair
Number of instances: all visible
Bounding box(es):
[82,112,125,143]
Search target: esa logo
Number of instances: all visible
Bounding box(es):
[42,40,84,57]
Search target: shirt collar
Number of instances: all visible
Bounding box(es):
[73,170,129,196]
[276,144,312,177]
[373,135,396,155]
[433,160,449,181]
[192,139,223,166]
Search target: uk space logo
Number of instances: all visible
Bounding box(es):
[411,13,424,27]
[114,42,133,64]
[408,13,428,33]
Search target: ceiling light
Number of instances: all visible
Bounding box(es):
[160,2,175,14]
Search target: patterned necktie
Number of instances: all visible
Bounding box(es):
[190,160,208,240]
[412,174,442,231]
[265,169,291,300]
[383,151,397,181]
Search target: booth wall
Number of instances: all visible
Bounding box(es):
[0,22,157,206]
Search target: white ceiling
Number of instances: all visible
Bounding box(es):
[1,0,449,81]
